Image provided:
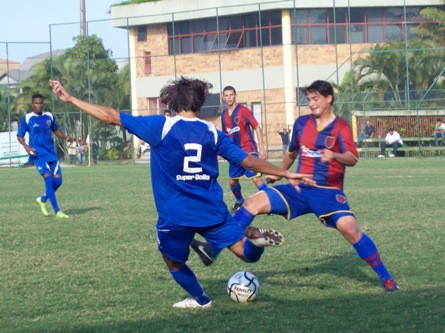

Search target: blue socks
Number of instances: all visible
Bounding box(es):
[353,233,391,281]
[243,239,264,262]
[234,206,255,229]
[170,265,211,305]
[42,176,60,213]
[257,182,267,191]
[230,183,244,203]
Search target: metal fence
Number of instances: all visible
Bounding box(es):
[1,0,444,167]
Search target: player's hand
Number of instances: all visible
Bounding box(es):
[259,148,267,160]
[27,147,36,156]
[50,80,72,102]
[266,174,282,184]
[320,149,334,163]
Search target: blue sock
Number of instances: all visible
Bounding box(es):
[170,265,211,305]
[353,233,391,281]
[234,206,254,229]
[257,182,267,191]
[231,184,244,203]
[243,239,264,262]
[43,176,60,213]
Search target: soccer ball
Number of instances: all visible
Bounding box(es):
[227,271,260,303]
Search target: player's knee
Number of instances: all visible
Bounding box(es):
[243,193,269,215]
[336,216,362,243]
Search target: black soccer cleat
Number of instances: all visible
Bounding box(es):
[230,201,244,215]
[190,238,214,266]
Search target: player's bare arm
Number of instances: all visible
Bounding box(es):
[17,136,35,155]
[254,126,267,160]
[50,80,121,126]
[241,154,309,181]
[54,129,73,142]
[320,149,357,166]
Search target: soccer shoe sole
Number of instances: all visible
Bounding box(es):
[245,227,284,247]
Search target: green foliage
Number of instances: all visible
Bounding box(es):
[117,0,161,5]
[1,160,444,332]
[416,2,445,46]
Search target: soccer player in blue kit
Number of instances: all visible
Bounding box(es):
[195,80,399,292]
[17,94,73,218]
[50,78,310,308]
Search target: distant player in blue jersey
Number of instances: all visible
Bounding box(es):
[50,78,310,308]
[195,80,399,292]
[17,94,73,219]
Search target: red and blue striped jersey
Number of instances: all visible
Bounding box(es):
[288,114,358,190]
[221,104,259,153]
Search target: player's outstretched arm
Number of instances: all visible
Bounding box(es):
[241,154,310,181]
[50,80,121,126]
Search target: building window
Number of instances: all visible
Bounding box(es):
[144,52,152,75]
[167,10,282,55]
[291,7,428,45]
[147,98,167,115]
[137,25,147,42]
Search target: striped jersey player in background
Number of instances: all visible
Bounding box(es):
[221,86,268,214]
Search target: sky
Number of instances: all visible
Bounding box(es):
[0,0,129,63]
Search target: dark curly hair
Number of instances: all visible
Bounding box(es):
[302,80,335,105]
[160,76,213,113]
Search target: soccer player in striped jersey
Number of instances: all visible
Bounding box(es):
[221,86,267,214]
[17,94,73,219]
[50,77,310,308]
[197,80,399,292]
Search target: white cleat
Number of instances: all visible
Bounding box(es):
[173,297,212,309]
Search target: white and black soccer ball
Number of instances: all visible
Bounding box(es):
[227,271,260,303]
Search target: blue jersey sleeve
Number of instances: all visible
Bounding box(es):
[217,131,248,165]
[120,112,165,146]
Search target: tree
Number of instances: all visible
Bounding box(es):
[416,1,445,46]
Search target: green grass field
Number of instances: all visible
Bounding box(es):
[1,158,444,332]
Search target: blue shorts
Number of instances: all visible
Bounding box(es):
[157,212,245,263]
[229,152,261,179]
[34,160,62,176]
[263,184,355,228]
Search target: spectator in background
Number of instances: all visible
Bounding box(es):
[357,120,375,147]
[91,140,99,164]
[77,138,87,164]
[378,128,403,158]
[67,139,77,164]
[278,124,290,155]
[164,109,172,117]
[433,119,445,146]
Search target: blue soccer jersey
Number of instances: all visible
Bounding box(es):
[17,112,59,163]
[120,113,248,227]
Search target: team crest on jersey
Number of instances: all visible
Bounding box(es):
[336,194,347,204]
[325,136,335,149]
[46,120,51,126]
[234,117,240,124]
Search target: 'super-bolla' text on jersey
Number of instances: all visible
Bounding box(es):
[120,113,247,227]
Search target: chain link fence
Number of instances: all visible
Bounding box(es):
[1,0,444,167]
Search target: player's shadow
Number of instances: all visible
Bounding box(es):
[63,206,103,215]
[259,251,381,289]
